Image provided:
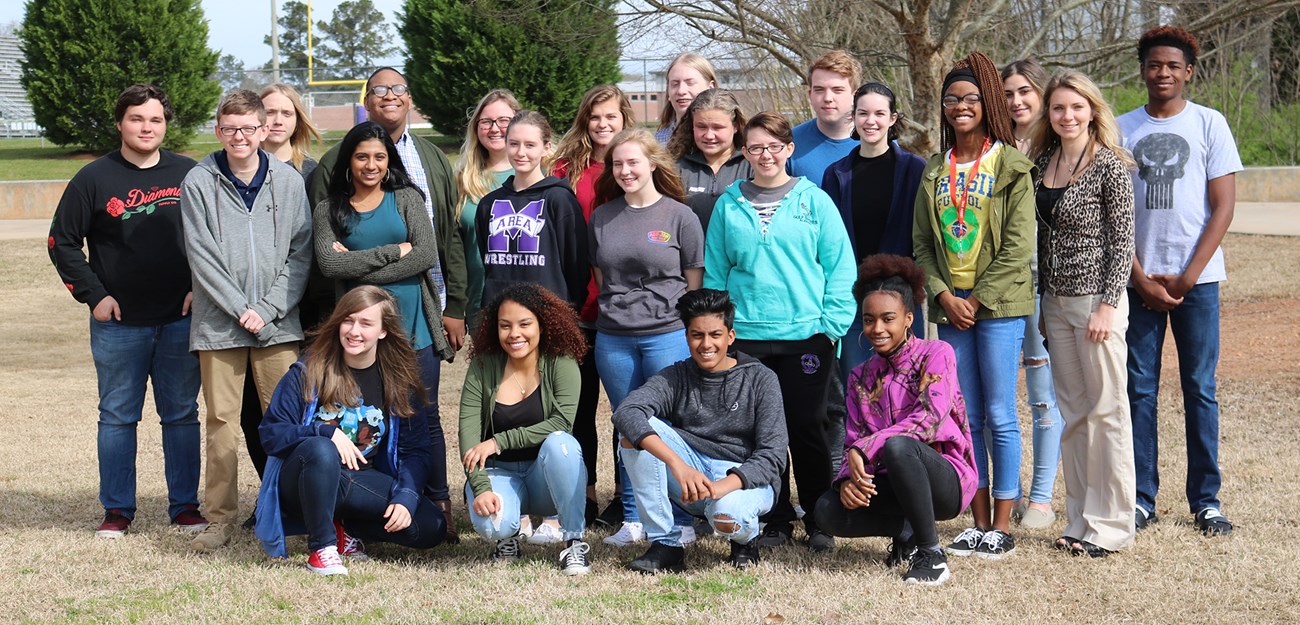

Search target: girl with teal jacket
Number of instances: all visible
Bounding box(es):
[703,112,856,552]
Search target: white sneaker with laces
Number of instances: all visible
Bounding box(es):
[527,521,564,545]
[677,524,697,546]
[602,521,645,547]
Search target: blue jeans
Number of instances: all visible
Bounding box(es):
[90,315,201,521]
[594,329,690,524]
[415,346,448,501]
[465,432,588,542]
[278,438,446,551]
[938,309,1025,501]
[1023,296,1064,505]
[1127,282,1222,514]
[620,418,775,547]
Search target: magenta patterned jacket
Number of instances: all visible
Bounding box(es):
[839,337,977,511]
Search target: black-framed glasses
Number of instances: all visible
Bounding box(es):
[941,94,983,109]
[216,125,262,137]
[477,117,513,130]
[368,84,410,97]
[744,144,787,155]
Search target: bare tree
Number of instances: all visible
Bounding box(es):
[620,0,1300,155]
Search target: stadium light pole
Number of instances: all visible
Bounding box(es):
[269,0,281,83]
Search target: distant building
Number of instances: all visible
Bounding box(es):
[619,57,805,129]
[0,34,40,138]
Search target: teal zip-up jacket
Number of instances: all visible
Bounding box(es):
[703,177,856,342]
[912,144,1037,322]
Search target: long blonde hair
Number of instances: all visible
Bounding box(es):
[547,85,635,188]
[303,286,425,417]
[658,53,718,130]
[455,89,523,208]
[595,128,687,205]
[1027,70,1134,168]
[259,83,321,170]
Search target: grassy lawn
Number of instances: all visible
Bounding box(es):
[2,234,1298,623]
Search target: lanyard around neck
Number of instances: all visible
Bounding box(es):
[948,136,991,227]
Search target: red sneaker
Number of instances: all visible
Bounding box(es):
[306,545,348,576]
[96,509,131,539]
[334,520,368,561]
[171,505,209,534]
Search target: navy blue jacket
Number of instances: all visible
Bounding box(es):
[821,140,926,259]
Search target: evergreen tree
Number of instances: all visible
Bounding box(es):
[264,0,312,86]
[315,0,396,80]
[19,0,219,151]
[400,0,622,136]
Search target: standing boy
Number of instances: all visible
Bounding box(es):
[49,84,207,538]
[787,50,861,182]
[182,89,313,551]
[1118,26,1240,536]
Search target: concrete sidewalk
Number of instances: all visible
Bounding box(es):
[3,202,1296,241]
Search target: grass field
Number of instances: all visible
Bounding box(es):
[1,234,1298,624]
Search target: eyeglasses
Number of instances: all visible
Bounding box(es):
[744,144,787,156]
[477,117,513,130]
[368,84,410,97]
[941,94,983,109]
[216,125,262,137]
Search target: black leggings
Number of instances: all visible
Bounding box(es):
[571,328,601,487]
[814,436,962,549]
[735,335,836,532]
[241,367,267,479]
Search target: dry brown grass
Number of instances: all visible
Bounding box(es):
[2,234,1298,624]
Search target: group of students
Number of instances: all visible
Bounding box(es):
[51,23,1237,587]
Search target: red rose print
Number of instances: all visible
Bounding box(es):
[47,236,55,249]
[106,197,126,217]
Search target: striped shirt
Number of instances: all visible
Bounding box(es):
[394,130,447,310]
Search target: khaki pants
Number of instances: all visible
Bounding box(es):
[1042,292,1136,551]
[198,343,299,523]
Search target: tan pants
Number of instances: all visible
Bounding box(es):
[198,343,299,523]
[1042,292,1136,551]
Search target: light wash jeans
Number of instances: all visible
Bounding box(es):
[594,329,690,525]
[937,304,1026,501]
[620,418,775,547]
[1023,293,1064,505]
[465,432,588,542]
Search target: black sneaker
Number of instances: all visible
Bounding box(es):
[493,534,522,562]
[886,538,918,568]
[559,540,592,575]
[754,525,792,548]
[974,529,1016,559]
[807,529,835,553]
[595,497,623,529]
[903,548,951,586]
[729,539,760,569]
[1135,507,1159,531]
[241,512,256,530]
[1194,508,1234,537]
[945,527,984,557]
[628,541,686,574]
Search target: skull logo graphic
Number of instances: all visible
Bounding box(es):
[1132,133,1190,210]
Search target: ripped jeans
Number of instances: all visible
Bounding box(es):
[620,418,775,547]
[465,432,588,543]
[1024,295,1064,505]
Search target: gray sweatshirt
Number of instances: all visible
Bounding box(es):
[181,152,312,351]
[612,352,788,489]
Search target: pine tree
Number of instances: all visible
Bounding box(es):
[19,0,220,151]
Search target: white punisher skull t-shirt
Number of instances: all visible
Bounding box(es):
[1118,101,1242,284]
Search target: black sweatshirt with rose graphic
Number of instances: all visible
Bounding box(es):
[48,149,196,326]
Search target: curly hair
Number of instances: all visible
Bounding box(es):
[471,283,588,363]
[1138,25,1200,66]
[854,254,927,308]
[941,51,1017,152]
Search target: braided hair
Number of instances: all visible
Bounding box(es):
[941,51,1018,152]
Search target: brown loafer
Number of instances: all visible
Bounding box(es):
[434,499,459,544]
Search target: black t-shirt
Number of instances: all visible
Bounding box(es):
[1036,184,1066,230]
[491,390,544,462]
[850,146,896,260]
[311,362,387,468]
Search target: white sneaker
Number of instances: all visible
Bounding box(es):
[518,515,534,539]
[677,524,697,546]
[602,521,645,547]
[527,521,564,545]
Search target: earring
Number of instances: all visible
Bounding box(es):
[383,169,392,183]
[345,169,352,184]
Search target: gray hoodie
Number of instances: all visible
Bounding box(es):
[675,151,751,233]
[181,152,312,351]
[612,351,788,490]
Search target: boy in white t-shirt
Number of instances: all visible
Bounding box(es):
[1118,26,1241,537]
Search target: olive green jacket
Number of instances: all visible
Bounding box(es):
[459,352,581,497]
[311,132,467,320]
[911,144,1037,322]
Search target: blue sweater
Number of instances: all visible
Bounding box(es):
[821,140,927,259]
[703,177,856,342]
[254,361,433,558]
